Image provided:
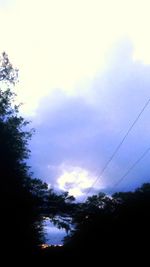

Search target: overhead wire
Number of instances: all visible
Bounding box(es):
[84,97,150,201]
[112,146,150,189]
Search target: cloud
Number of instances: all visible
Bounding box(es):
[28,40,150,197]
[1,0,150,115]
[56,165,104,197]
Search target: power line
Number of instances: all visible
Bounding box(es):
[112,146,150,189]
[84,97,150,201]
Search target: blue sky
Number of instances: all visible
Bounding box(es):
[44,220,66,245]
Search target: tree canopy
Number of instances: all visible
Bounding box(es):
[0,53,75,262]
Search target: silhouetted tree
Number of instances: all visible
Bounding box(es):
[63,184,150,263]
[0,53,77,263]
[0,52,46,261]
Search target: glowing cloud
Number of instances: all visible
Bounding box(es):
[57,165,104,197]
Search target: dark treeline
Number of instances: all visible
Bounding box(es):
[64,184,150,262]
[0,52,44,261]
[42,184,150,264]
[0,53,75,263]
[0,53,150,264]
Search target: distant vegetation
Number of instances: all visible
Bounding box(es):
[0,53,149,263]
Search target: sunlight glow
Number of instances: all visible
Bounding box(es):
[57,166,104,197]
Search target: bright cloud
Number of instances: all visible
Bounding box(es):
[57,165,104,197]
[1,0,150,114]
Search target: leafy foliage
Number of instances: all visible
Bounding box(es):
[0,53,46,261]
[0,53,77,262]
[62,183,150,263]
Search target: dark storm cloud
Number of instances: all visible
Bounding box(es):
[28,40,150,194]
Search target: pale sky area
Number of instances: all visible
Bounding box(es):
[0,0,150,113]
[1,0,150,200]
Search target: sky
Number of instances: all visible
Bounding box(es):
[44,220,66,245]
[1,0,150,200]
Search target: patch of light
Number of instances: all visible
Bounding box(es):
[69,188,83,198]
[57,165,104,197]
[47,184,51,190]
